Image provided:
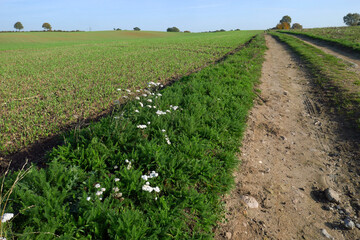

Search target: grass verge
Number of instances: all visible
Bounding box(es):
[279,29,360,53]
[271,32,360,129]
[2,34,266,239]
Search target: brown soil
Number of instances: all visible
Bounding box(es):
[216,35,360,239]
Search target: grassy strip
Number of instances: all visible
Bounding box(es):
[271,32,360,129]
[278,29,360,53]
[2,35,266,239]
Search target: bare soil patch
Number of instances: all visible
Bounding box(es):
[216,35,360,239]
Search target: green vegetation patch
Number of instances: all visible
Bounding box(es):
[1,35,266,239]
[0,30,261,154]
[283,26,360,52]
[271,32,360,129]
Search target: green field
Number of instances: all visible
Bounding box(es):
[1,34,266,239]
[0,30,261,154]
[285,26,360,52]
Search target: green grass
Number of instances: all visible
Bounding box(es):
[281,26,360,52]
[271,32,360,129]
[1,34,266,239]
[0,30,261,154]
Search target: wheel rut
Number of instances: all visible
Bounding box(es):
[216,34,360,240]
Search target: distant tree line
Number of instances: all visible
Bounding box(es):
[9,21,82,32]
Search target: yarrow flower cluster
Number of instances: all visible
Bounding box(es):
[137,125,147,129]
[142,182,160,193]
[87,176,123,202]
[125,159,133,170]
[141,170,159,181]
[1,213,14,223]
[141,170,161,196]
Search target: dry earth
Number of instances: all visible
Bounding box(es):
[216,35,360,240]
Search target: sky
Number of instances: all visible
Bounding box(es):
[1,0,359,32]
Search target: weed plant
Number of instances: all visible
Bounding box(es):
[2,34,266,239]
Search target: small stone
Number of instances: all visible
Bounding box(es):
[225,232,232,239]
[321,229,334,239]
[324,188,340,204]
[240,195,259,209]
[280,136,287,141]
[356,223,360,229]
[322,205,331,211]
[344,217,355,230]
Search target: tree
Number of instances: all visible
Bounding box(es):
[343,13,360,26]
[167,27,180,32]
[133,27,140,31]
[276,22,290,30]
[280,15,292,24]
[14,22,24,31]
[42,22,52,31]
[292,23,303,29]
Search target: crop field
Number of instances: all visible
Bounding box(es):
[0,34,266,239]
[286,26,360,51]
[0,30,261,154]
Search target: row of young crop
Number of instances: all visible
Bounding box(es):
[0,34,266,239]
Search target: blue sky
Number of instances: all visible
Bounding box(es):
[1,0,359,32]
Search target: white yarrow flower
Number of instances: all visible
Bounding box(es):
[96,191,103,196]
[156,110,166,115]
[114,165,118,169]
[86,197,91,201]
[137,125,147,129]
[113,187,120,192]
[147,99,152,103]
[95,183,101,188]
[135,109,140,113]
[154,186,160,193]
[135,97,140,100]
[142,184,153,192]
[139,102,144,107]
[114,178,120,182]
[101,188,106,192]
[1,213,14,223]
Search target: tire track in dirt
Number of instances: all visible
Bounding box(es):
[216,34,360,240]
[289,34,360,72]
